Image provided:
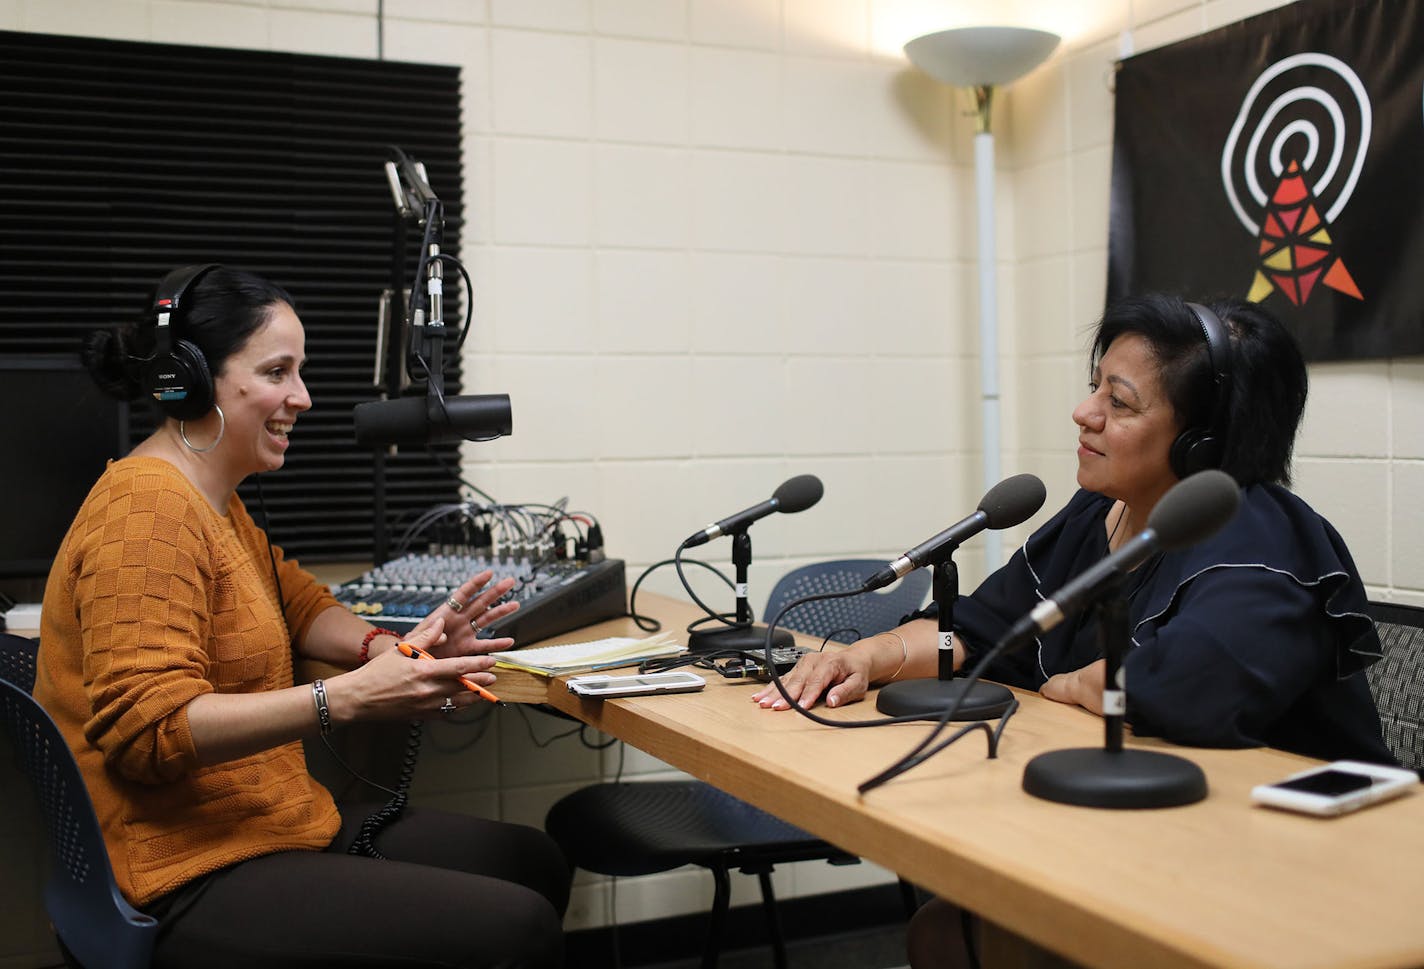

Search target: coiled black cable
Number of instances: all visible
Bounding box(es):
[347,719,425,859]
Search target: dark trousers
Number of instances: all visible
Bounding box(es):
[148,806,571,969]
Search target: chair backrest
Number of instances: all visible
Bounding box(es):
[764,559,931,644]
[0,634,158,969]
[1363,602,1424,773]
[0,629,37,691]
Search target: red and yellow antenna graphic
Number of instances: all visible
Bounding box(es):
[1247,159,1362,305]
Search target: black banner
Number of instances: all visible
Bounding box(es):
[1107,0,1424,361]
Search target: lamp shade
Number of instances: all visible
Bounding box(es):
[904,26,1060,87]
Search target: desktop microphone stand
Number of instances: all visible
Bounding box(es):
[875,558,1015,720]
[687,529,794,654]
[1021,580,1207,808]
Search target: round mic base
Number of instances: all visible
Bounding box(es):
[874,678,1015,721]
[686,623,796,656]
[1022,747,1207,809]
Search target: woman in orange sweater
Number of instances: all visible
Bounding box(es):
[35,265,569,969]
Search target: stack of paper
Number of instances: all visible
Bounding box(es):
[491,632,684,676]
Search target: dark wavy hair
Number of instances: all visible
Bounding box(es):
[84,266,295,406]
[1090,293,1308,486]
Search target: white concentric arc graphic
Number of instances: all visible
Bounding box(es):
[1220,52,1371,236]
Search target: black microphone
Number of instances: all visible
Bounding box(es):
[682,474,824,548]
[862,473,1047,592]
[1005,469,1240,646]
[353,393,513,446]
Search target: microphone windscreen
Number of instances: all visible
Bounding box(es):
[978,473,1047,529]
[773,474,824,514]
[1148,469,1240,550]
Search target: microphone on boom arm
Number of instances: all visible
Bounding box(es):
[355,146,513,449]
[353,393,512,446]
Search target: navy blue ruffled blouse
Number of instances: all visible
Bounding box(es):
[925,485,1394,764]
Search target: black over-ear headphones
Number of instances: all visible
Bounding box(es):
[1169,301,1233,479]
[140,264,220,421]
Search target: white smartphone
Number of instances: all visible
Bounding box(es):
[566,671,706,698]
[1250,760,1418,817]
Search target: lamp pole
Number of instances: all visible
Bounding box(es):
[970,83,1003,568]
[903,26,1059,573]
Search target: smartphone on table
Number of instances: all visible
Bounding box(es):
[1250,760,1418,817]
[566,671,706,699]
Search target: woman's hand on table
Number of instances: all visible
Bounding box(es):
[750,646,875,710]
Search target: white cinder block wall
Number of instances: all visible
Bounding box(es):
[1,0,1420,954]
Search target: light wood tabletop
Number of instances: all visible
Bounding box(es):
[477,593,1424,969]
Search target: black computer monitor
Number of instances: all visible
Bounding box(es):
[0,354,129,579]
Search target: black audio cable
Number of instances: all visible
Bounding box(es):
[749,589,1018,789]
[628,557,737,634]
[347,720,425,860]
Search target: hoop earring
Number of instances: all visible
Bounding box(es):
[180,404,225,453]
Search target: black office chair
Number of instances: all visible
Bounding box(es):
[1364,601,1424,774]
[0,633,159,969]
[545,560,929,969]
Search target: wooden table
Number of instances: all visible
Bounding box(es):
[482,594,1424,969]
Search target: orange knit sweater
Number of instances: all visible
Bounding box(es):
[34,457,343,907]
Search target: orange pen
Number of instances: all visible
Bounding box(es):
[397,642,503,705]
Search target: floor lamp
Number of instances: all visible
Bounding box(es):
[903,26,1060,573]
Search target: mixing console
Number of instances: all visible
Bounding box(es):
[332,553,628,647]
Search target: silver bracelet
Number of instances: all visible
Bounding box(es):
[884,631,908,682]
[311,679,332,736]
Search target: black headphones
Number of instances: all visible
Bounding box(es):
[1168,301,1233,479]
[140,264,220,421]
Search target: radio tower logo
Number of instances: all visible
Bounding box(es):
[1220,53,1369,305]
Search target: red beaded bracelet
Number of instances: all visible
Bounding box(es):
[359,627,399,664]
